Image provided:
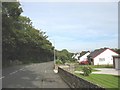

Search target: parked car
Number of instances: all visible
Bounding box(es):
[79,60,89,65]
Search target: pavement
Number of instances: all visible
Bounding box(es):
[2,61,69,88]
[75,68,120,75]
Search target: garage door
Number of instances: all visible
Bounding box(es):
[115,58,120,69]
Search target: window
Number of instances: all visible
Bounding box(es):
[99,58,105,62]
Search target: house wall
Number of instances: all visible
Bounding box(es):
[78,52,90,62]
[94,49,118,65]
[74,53,80,60]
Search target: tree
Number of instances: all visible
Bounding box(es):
[56,49,74,64]
[2,2,54,67]
[112,48,120,54]
[2,2,23,66]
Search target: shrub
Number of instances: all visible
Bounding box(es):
[82,66,92,76]
[56,59,63,64]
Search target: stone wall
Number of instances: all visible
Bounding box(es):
[58,67,105,89]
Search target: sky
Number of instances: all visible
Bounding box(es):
[20,1,118,53]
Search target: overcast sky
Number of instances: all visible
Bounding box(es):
[20,1,118,53]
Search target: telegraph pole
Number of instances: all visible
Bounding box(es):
[53,40,56,68]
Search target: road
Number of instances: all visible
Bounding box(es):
[2,61,69,88]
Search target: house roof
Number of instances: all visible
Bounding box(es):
[78,52,89,59]
[88,48,107,58]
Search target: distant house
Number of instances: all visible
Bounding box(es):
[72,53,80,60]
[87,48,119,65]
[78,52,90,63]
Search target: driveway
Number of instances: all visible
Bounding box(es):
[93,68,120,75]
[75,68,120,75]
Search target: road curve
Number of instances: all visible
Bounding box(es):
[2,61,69,88]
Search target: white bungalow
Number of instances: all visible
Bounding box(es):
[87,48,119,65]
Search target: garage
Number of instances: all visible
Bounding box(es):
[113,56,120,70]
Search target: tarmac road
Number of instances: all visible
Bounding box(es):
[2,61,69,88]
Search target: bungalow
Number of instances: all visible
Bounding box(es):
[87,48,119,65]
[72,53,80,60]
[78,52,90,63]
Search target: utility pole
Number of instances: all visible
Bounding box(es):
[53,40,56,67]
[52,40,58,73]
[49,39,58,73]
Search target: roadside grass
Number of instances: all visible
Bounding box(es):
[75,73,120,89]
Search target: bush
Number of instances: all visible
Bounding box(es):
[56,59,63,64]
[82,66,92,76]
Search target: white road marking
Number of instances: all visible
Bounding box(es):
[0,76,5,79]
[19,68,24,71]
[9,68,26,75]
[9,70,18,75]
[25,66,29,67]
[20,68,26,71]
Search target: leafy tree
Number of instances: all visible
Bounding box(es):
[112,48,120,54]
[2,2,54,67]
[56,49,74,64]
[2,2,23,66]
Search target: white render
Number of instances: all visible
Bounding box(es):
[93,49,118,65]
[78,52,90,62]
[72,53,80,60]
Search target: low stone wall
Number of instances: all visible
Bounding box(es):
[58,67,105,89]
